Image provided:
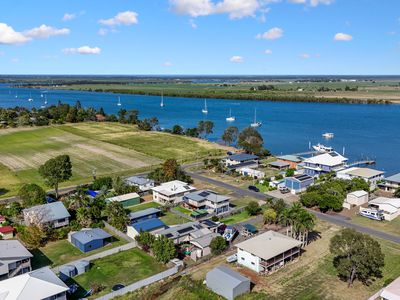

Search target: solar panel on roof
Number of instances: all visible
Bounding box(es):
[184,186,191,190]
[165,233,173,238]
[177,227,194,234]
[199,191,210,197]
[329,152,339,157]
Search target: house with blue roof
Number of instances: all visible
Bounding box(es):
[69,228,112,253]
[127,218,167,238]
[128,207,161,224]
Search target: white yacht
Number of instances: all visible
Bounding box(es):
[28,92,33,102]
[250,108,262,128]
[322,132,334,139]
[226,108,235,122]
[160,92,164,107]
[312,143,333,153]
[202,99,208,114]
[117,97,122,106]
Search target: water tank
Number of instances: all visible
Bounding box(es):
[74,260,90,275]
[59,265,77,281]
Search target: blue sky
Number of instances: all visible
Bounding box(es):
[0,0,399,75]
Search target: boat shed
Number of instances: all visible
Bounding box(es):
[206,265,250,300]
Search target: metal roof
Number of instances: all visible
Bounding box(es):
[132,218,166,232]
[207,265,250,289]
[128,207,161,221]
[277,155,302,163]
[288,174,313,182]
[345,167,384,179]
[235,231,302,261]
[304,151,348,167]
[23,201,70,223]
[157,222,202,239]
[190,232,220,248]
[227,161,258,170]
[107,192,140,203]
[386,173,400,184]
[126,176,154,186]
[269,161,290,168]
[184,190,230,203]
[151,180,196,196]
[71,228,112,245]
[348,190,368,197]
[226,153,259,162]
[0,240,32,259]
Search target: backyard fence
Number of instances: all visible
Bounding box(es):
[103,221,134,243]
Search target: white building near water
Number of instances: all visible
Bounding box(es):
[337,167,385,190]
[343,190,369,209]
[151,180,196,205]
[368,197,400,221]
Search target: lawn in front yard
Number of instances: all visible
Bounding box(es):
[127,201,161,213]
[31,232,126,268]
[351,215,400,236]
[221,210,253,225]
[173,206,192,215]
[71,248,166,299]
[160,211,191,226]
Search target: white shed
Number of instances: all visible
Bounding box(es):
[369,197,400,221]
[343,190,369,209]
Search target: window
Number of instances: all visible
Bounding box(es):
[241,257,245,261]
[251,262,255,265]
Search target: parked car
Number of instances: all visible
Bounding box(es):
[248,185,260,192]
[226,254,238,263]
[279,186,290,194]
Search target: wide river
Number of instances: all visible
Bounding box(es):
[1,85,399,175]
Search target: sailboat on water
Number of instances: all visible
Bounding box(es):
[28,92,33,102]
[202,99,208,114]
[41,95,47,109]
[250,108,262,128]
[160,92,164,107]
[226,109,235,122]
[117,96,122,106]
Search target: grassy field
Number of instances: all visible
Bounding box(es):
[71,248,166,299]
[31,233,126,268]
[221,210,252,225]
[173,206,193,215]
[351,215,400,236]
[0,122,226,198]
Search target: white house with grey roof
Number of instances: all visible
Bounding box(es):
[0,240,33,281]
[337,167,385,190]
[151,180,196,205]
[0,266,68,300]
[23,201,70,228]
[183,190,230,215]
[125,176,155,192]
[224,153,259,172]
[236,231,302,274]
[206,265,250,300]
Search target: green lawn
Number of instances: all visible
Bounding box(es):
[351,215,400,236]
[221,210,253,225]
[126,201,161,212]
[71,248,166,299]
[0,163,22,197]
[160,211,191,226]
[31,234,126,268]
[173,206,192,215]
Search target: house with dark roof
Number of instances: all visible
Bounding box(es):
[284,174,314,194]
[127,218,167,238]
[206,266,250,300]
[224,153,259,171]
[0,240,33,281]
[69,228,112,253]
[128,207,161,224]
[23,201,70,228]
[276,155,303,169]
[183,190,230,215]
[156,222,211,244]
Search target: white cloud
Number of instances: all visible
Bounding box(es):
[0,23,30,45]
[300,53,311,59]
[310,0,334,6]
[99,11,138,26]
[264,49,273,55]
[256,27,283,40]
[163,61,173,67]
[170,0,262,19]
[97,28,118,36]
[189,19,198,28]
[63,46,102,55]
[230,55,244,63]
[62,13,76,21]
[288,0,306,3]
[24,24,70,39]
[334,32,353,41]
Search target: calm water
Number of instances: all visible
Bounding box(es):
[1,85,399,175]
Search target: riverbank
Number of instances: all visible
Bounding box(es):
[32,83,395,104]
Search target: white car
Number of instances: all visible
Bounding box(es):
[226,254,237,263]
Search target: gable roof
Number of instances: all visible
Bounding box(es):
[126,176,154,186]
[184,190,230,203]
[190,232,220,249]
[23,201,70,223]
[304,151,348,167]
[157,222,203,239]
[268,161,290,168]
[369,197,400,213]
[128,208,161,221]
[71,228,112,244]
[227,153,259,162]
[343,167,384,179]
[107,192,140,203]
[386,173,400,184]
[235,231,302,261]
[151,180,196,196]
[348,190,368,197]
[131,218,166,232]
[0,267,68,300]
[0,226,14,234]
[0,240,32,259]
[207,265,250,289]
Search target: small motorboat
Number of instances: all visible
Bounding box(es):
[322,132,334,139]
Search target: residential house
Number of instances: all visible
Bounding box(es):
[0,240,32,281]
[125,176,155,192]
[337,167,385,190]
[276,155,303,169]
[128,207,162,224]
[206,266,250,300]
[127,218,167,239]
[284,174,314,194]
[156,222,211,244]
[69,228,112,253]
[303,151,348,177]
[379,275,400,299]
[268,161,290,170]
[368,197,400,221]
[151,180,196,205]
[379,173,400,193]
[236,230,302,274]
[0,267,69,300]
[0,226,14,240]
[183,190,230,215]
[189,232,220,261]
[343,190,369,209]
[238,168,265,179]
[23,201,70,229]
[224,153,259,171]
[106,192,141,208]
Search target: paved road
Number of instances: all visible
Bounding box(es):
[187,170,400,244]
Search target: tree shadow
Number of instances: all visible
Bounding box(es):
[30,248,53,269]
[64,277,88,300]
[0,188,9,197]
[308,230,322,244]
